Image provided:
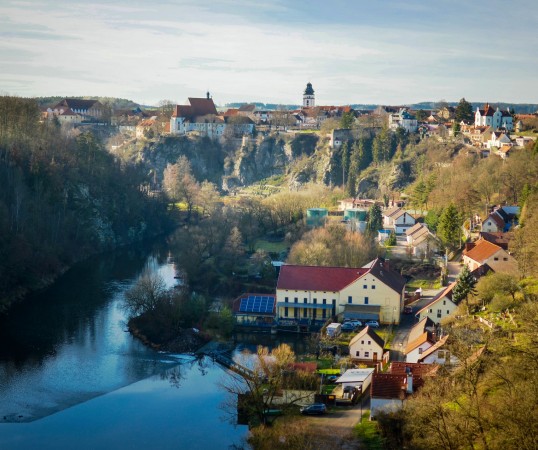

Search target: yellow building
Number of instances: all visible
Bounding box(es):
[276,258,406,326]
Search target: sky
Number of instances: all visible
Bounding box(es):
[1,0,537,107]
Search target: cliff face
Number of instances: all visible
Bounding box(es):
[135,131,414,195]
[223,136,288,190]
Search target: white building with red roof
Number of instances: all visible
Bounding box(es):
[474,103,513,131]
[170,93,253,138]
[462,239,518,275]
[416,282,458,325]
[275,257,406,326]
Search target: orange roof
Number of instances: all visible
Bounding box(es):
[464,239,503,263]
[405,331,432,354]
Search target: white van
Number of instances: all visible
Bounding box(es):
[326,323,342,338]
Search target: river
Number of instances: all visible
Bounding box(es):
[0,243,251,449]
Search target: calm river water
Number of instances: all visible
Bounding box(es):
[0,244,250,449]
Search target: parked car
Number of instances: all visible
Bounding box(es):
[403,306,413,314]
[300,403,327,415]
[365,320,380,328]
[344,319,363,327]
[341,322,357,332]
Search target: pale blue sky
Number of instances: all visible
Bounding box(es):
[1,0,537,106]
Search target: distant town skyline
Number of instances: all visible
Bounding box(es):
[1,0,537,107]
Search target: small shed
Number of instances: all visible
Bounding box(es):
[335,368,375,393]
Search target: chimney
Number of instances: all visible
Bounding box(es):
[206,91,210,99]
[384,259,390,270]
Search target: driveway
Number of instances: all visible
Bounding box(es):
[301,395,370,449]
[389,288,444,361]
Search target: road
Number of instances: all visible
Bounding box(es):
[389,288,444,361]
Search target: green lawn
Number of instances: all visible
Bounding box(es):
[254,239,288,253]
[353,413,384,449]
[406,278,442,290]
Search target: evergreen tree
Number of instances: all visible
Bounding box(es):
[366,204,382,235]
[437,203,461,251]
[452,265,477,308]
[340,111,355,129]
[455,97,474,123]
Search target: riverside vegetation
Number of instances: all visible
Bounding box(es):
[4,94,538,449]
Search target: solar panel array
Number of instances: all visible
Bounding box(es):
[239,295,275,313]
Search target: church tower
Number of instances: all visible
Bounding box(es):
[303,82,315,108]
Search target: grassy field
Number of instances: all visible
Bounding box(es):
[406,278,442,290]
[353,413,384,449]
[254,238,288,254]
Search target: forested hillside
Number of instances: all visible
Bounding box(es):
[0,97,170,310]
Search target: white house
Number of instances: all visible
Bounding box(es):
[405,223,440,258]
[370,362,438,419]
[474,103,513,131]
[486,131,512,149]
[275,257,406,326]
[405,317,439,363]
[416,282,458,325]
[349,326,387,365]
[389,108,418,133]
[383,207,416,234]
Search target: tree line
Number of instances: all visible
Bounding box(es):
[0,96,170,310]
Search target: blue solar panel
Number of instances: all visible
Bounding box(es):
[239,295,275,313]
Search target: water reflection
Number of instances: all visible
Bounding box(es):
[0,243,178,423]
[0,357,248,450]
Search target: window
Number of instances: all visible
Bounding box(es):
[348,296,352,304]
[364,297,369,305]
[418,348,423,354]
[443,300,446,305]
[363,284,368,289]
[304,298,307,304]
[313,309,317,319]
[313,298,317,304]
[429,308,433,313]
[437,309,442,318]
[447,310,450,314]
[372,285,375,289]
[323,299,326,305]
[294,309,298,318]
[365,352,370,358]
[494,257,499,261]
[368,340,371,345]
[284,307,288,317]
[303,308,307,318]
[438,350,445,359]
[503,257,508,261]
[294,297,298,303]
[356,351,360,357]
[361,340,364,345]
[285,296,289,302]
[322,309,326,318]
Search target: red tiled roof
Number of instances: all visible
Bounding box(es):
[479,232,513,250]
[172,105,193,118]
[277,265,368,291]
[371,373,406,399]
[389,362,439,377]
[464,239,503,263]
[188,97,218,116]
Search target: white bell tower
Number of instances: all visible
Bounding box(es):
[303,82,315,108]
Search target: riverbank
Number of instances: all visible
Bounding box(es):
[128,321,210,353]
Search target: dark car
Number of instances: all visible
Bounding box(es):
[403,306,413,314]
[300,403,327,415]
[341,322,357,332]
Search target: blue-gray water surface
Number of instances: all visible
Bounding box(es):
[0,245,248,449]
